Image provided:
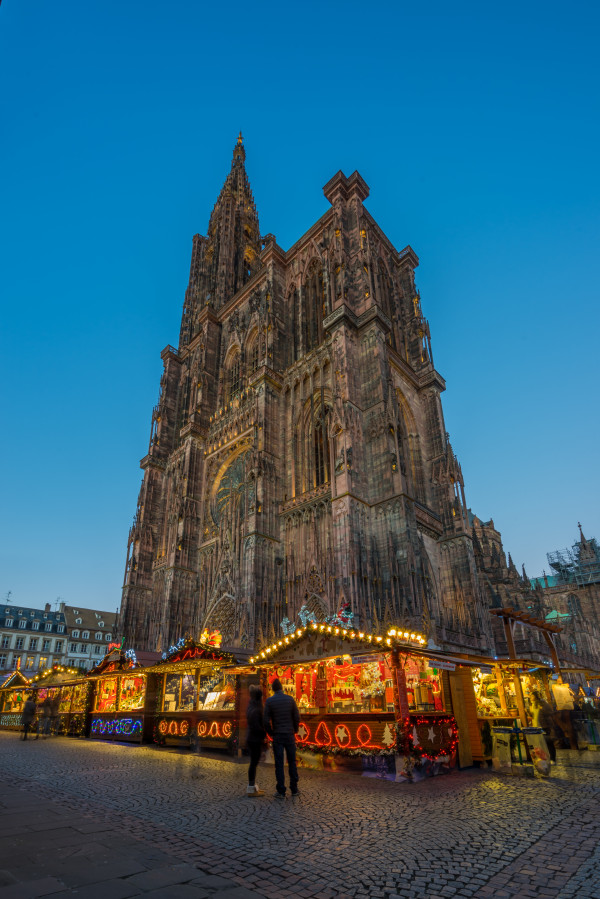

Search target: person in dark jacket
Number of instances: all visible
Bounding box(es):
[264,678,300,798]
[246,685,266,796]
[20,695,36,741]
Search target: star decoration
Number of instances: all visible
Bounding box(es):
[335,725,349,743]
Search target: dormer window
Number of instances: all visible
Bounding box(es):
[99,621,105,627]
[82,631,89,639]
[32,621,40,630]
[95,632,102,640]
[19,620,27,629]
[45,623,52,632]
[76,618,82,625]
[72,630,80,638]
[5,618,13,627]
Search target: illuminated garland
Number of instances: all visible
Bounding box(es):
[294,718,397,756]
[396,715,459,761]
[159,635,236,665]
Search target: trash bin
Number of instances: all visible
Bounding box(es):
[522,726,551,775]
[491,726,513,771]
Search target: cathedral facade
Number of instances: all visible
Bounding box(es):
[119,137,493,656]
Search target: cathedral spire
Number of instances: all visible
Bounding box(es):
[203,133,261,308]
[180,136,262,345]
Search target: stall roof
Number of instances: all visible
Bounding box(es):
[489,607,563,634]
[0,669,30,689]
[248,621,427,666]
[146,637,242,673]
[31,667,86,687]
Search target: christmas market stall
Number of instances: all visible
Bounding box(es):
[148,633,251,753]
[87,647,162,743]
[247,613,459,781]
[456,657,555,766]
[440,608,565,769]
[30,665,91,737]
[0,669,31,731]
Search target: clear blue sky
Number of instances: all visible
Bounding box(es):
[1,1,598,612]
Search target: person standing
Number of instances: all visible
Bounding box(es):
[20,694,36,741]
[264,678,300,799]
[245,685,266,797]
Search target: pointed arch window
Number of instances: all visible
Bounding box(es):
[225,350,241,404]
[303,262,325,353]
[247,332,260,374]
[313,406,330,487]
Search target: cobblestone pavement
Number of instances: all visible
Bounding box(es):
[1,734,599,899]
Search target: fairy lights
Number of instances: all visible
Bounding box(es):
[397,715,459,761]
[249,621,427,664]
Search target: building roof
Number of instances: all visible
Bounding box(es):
[1,604,65,624]
[63,606,116,629]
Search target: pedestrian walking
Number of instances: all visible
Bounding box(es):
[263,678,300,799]
[245,685,266,797]
[36,696,52,739]
[20,695,36,741]
[50,694,60,736]
[531,690,557,762]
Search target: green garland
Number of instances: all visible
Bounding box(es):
[298,744,396,758]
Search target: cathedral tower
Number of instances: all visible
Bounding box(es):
[119,140,493,655]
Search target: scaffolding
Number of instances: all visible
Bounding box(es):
[547,534,600,587]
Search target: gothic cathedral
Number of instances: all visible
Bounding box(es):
[120,136,493,656]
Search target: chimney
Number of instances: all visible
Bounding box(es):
[44,603,51,613]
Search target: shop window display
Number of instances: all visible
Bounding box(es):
[1,689,25,713]
[59,686,73,713]
[95,677,118,713]
[119,675,146,711]
[71,682,88,713]
[268,654,444,715]
[472,668,504,717]
[402,656,444,712]
[200,671,235,711]
[163,674,197,712]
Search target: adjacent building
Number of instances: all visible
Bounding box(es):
[0,603,67,675]
[0,602,117,675]
[63,605,117,671]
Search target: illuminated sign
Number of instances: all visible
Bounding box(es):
[157,718,190,737]
[91,717,142,737]
[197,719,233,739]
[426,658,456,671]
